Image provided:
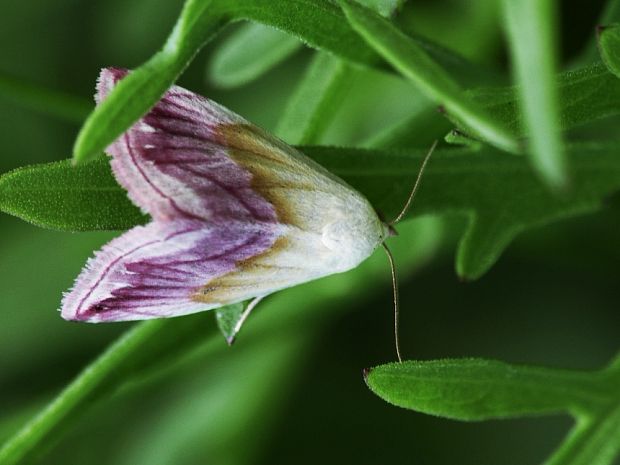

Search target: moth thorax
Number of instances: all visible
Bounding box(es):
[320,203,384,272]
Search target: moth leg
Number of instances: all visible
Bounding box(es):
[227,295,265,345]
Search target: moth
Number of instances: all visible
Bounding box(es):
[61,68,432,358]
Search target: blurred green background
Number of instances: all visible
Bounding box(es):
[1,1,619,464]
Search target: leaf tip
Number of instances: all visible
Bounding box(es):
[536,157,570,193]
[71,134,95,166]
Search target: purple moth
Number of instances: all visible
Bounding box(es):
[61,68,433,356]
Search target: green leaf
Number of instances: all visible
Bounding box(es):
[274,0,403,145]
[72,0,228,165]
[366,355,620,465]
[598,23,620,78]
[0,156,146,231]
[471,63,620,137]
[208,23,302,88]
[574,0,620,65]
[543,411,620,465]
[306,143,620,279]
[338,0,520,154]
[362,105,453,149]
[364,359,607,420]
[356,0,404,18]
[443,129,483,149]
[5,143,620,280]
[502,0,566,189]
[275,52,353,144]
[214,300,257,345]
[214,302,245,344]
[0,72,92,123]
[71,0,486,165]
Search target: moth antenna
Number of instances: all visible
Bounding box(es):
[381,242,402,362]
[389,140,438,226]
[228,295,264,345]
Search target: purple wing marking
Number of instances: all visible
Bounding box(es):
[97,68,277,224]
[61,220,277,322]
[61,68,283,322]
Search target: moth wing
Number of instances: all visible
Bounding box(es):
[97,68,278,224]
[61,220,279,322]
[96,68,370,233]
[62,69,384,321]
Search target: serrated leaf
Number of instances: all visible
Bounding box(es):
[598,23,620,78]
[71,0,486,164]
[338,0,520,154]
[502,0,566,189]
[208,23,302,88]
[4,143,620,280]
[0,156,146,231]
[364,359,605,420]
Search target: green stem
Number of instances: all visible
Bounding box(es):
[544,407,620,465]
[0,314,217,465]
[0,322,162,465]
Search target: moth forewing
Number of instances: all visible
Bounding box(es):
[62,68,388,323]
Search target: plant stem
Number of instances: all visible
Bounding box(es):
[0,315,216,465]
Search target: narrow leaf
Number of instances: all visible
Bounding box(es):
[305,143,620,279]
[338,0,520,154]
[470,63,620,136]
[362,105,453,149]
[215,301,248,344]
[356,0,405,18]
[72,0,228,164]
[71,0,488,164]
[208,23,302,88]
[598,23,620,78]
[502,0,567,188]
[6,143,620,280]
[276,53,352,144]
[543,409,620,465]
[365,359,607,420]
[0,156,146,231]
